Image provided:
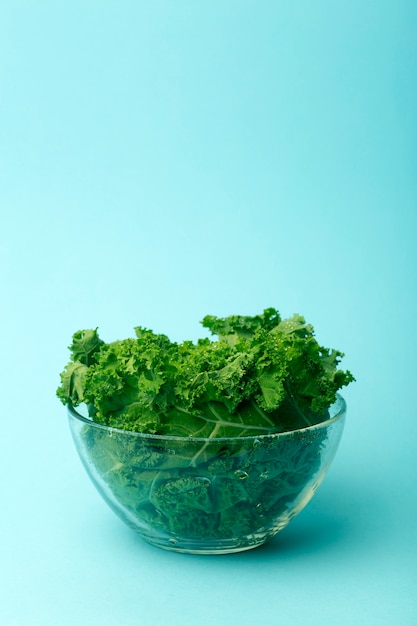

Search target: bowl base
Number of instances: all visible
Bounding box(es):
[141,532,272,555]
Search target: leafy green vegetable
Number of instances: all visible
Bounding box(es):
[61,309,353,546]
[58,308,354,436]
[70,412,341,544]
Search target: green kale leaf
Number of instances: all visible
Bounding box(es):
[58,308,354,436]
[73,416,334,542]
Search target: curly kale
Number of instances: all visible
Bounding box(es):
[71,418,335,542]
[58,308,354,436]
[61,309,353,544]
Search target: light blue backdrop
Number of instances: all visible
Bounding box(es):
[1,1,416,625]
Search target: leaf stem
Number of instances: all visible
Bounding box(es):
[173,404,276,432]
[283,380,313,427]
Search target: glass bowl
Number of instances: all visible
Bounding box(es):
[68,395,346,554]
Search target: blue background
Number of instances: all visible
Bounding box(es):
[1,1,416,624]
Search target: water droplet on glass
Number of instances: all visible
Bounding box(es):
[234,469,248,480]
[194,476,211,487]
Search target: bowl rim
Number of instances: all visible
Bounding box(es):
[67,394,346,443]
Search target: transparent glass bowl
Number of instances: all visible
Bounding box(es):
[68,395,346,554]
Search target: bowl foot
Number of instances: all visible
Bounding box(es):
[141,532,272,555]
